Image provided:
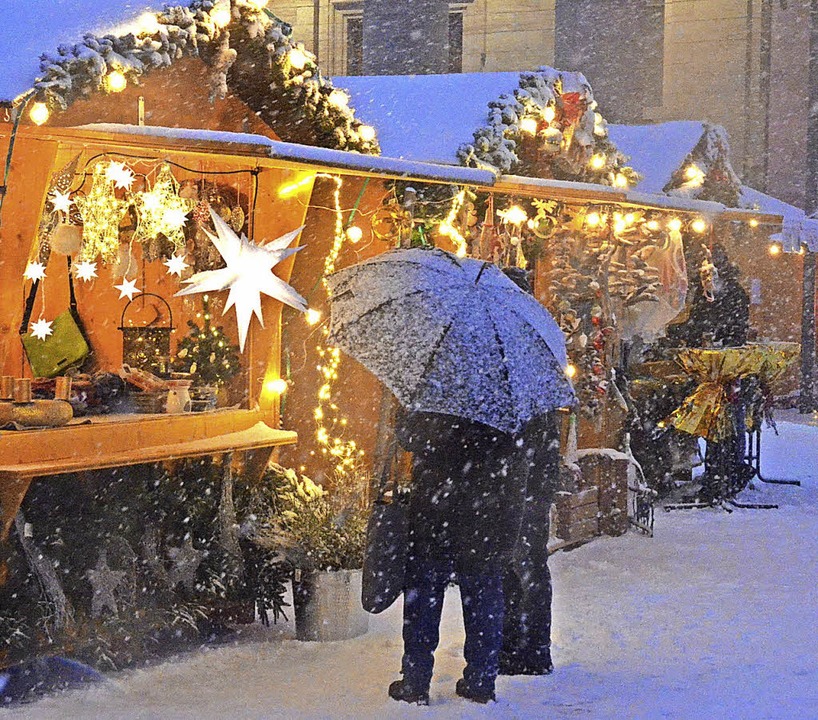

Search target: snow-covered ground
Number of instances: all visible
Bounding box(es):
[6,418,818,719]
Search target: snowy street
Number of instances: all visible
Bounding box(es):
[5,418,817,720]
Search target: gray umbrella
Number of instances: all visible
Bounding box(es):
[326,248,576,435]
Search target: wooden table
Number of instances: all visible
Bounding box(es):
[0,408,297,582]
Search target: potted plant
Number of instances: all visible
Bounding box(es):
[251,464,370,642]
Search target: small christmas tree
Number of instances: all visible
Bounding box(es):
[174,295,240,387]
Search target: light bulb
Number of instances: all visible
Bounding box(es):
[358,125,376,142]
[749,218,759,228]
[328,89,349,109]
[345,225,363,243]
[305,308,322,325]
[501,205,528,225]
[768,242,782,257]
[544,105,556,123]
[585,211,601,228]
[105,70,127,93]
[589,153,606,170]
[520,117,538,135]
[266,378,288,394]
[614,173,629,188]
[646,219,660,232]
[565,364,577,379]
[288,48,308,71]
[667,217,683,232]
[29,102,50,126]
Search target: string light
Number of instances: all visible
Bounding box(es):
[104,70,127,93]
[749,218,759,228]
[288,47,308,71]
[691,218,708,234]
[265,378,288,394]
[305,308,322,325]
[358,125,377,143]
[437,189,468,257]
[565,364,577,379]
[498,204,528,226]
[345,225,363,243]
[585,211,602,228]
[613,173,629,188]
[328,89,350,109]
[133,164,195,251]
[29,102,50,126]
[520,117,538,135]
[589,153,606,170]
[211,2,231,28]
[667,217,683,233]
[684,164,705,186]
[75,163,130,262]
[645,218,661,232]
[543,105,556,123]
[311,174,365,478]
[768,242,782,257]
[279,174,315,198]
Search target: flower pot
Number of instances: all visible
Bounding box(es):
[292,569,369,642]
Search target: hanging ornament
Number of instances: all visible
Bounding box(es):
[176,209,307,351]
[36,154,81,261]
[74,260,98,282]
[30,317,54,341]
[133,164,195,252]
[104,161,135,190]
[166,535,205,592]
[229,205,245,233]
[85,550,126,618]
[23,262,47,281]
[115,277,140,300]
[75,164,130,263]
[164,253,189,277]
[49,189,73,215]
[192,199,211,226]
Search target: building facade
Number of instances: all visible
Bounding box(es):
[266,0,813,212]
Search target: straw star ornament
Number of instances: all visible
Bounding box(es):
[176,209,307,351]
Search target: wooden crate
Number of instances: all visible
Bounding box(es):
[578,454,630,537]
[554,486,599,545]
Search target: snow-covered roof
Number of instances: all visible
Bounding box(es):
[336,72,522,165]
[73,124,497,185]
[1,0,173,104]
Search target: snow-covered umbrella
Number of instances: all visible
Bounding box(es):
[326,247,576,435]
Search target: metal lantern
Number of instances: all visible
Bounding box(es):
[119,293,174,377]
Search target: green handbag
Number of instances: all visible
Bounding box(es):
[20,258,91,378]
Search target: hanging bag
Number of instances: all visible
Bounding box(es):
[20,258,90,378]
[361,444,410,614]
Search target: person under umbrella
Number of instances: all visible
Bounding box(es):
[326,249,575,704]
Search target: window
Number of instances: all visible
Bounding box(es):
[346,16,363,76]
[448,11,464,73]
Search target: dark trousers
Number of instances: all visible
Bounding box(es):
[400,550,504,693]
[502,558,552,668]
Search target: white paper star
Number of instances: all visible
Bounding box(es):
[49,189,73,214]
[115,277,140,300]
[105,161,135,190]
[176,209,307,351]
[24,262,47,281]
[30,317,54,340]
[164,253,189,277]
[74,261,98,282]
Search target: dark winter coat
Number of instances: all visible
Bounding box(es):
[395,410,527,572]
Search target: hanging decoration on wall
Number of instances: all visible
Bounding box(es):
[29,318,55,341]
[133,164,195,254]
[36,154,81,262]
[115,277,140,301]
[74,260,99,282]
[104,160,135,190]
[176,209,307,351]
[23,262,47,282]
[75,163,130,263]
[164,253,189,277]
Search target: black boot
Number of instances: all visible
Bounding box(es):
[498,650,554,676]
[455,678,495,704]
[388,679,429,705]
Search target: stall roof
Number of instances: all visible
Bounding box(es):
[23,123,781,225]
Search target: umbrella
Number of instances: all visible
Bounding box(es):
[326,247,576,435]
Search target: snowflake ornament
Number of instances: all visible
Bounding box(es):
[49,189,73,214]
[74,261,98,282]
[30,317,54,341]
[176,209,307,351]
[23,262,47,281]
[164,253,189,277]
[115,277,140,300]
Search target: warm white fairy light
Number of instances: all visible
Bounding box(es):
[104,70,127,93]
[543,105,556,123]
[345,225,363,243]
[358,125,376,143]
[691,218,708,234]
[305,308,322,325]
[589,153,606,170]
[437,189,468,257]
[585,211,602,228]
[313,174,365,477]
[645,218,661,232]
[613,172,629,188]
[684,164,705,186]
[328,89,350,109]
[768,242,782,257]
[498,204,528,226]
[29,102,50,126]
[749,218,759,228]
[520,117,538,135]
[287,47,308,71]
[211,1,231,27]
[133,164,194,251]
[667,217,683,232]
[75,163,130,262]
[266,378,288,394]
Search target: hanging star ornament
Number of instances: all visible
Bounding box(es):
[133,164,195,251]
[30,317,54,341]
[105,160,135,190]
[115,277,140,300]
[49,189,73,214]
[164,253,189,277]
[23,262,47,281]
[176,209,307,351]
[74,260,98,282]
[75,163,130,263]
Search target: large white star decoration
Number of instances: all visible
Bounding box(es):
[49,189,73,214]
[176,209,307,351]
[115,277,140,300]
[164,253,189,277]
[30,317,54,341]
[24,262,47,281]
[105,161,135,190]
[74,261,98,282]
